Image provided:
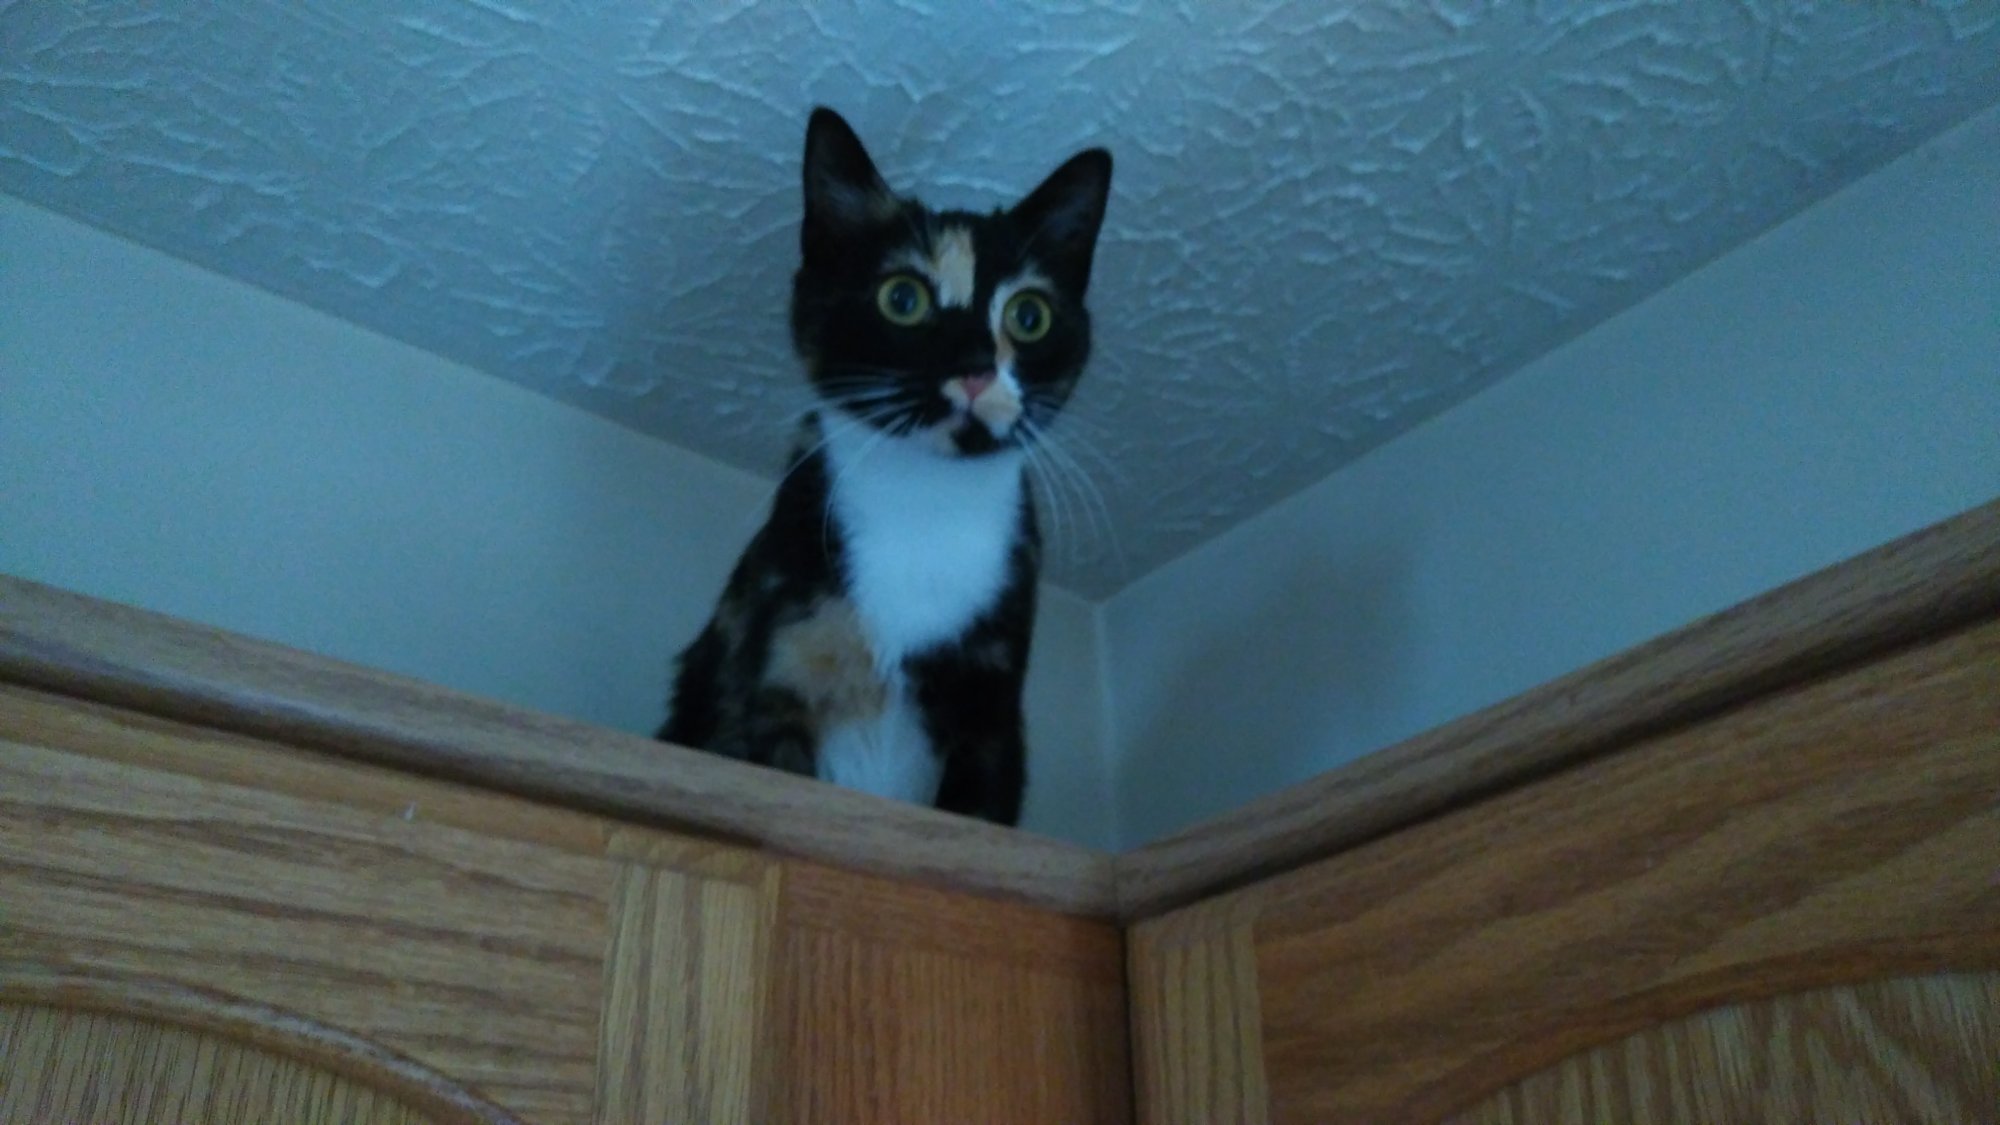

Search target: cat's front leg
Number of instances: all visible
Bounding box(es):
[720,685,819,778]
[909,654,1028,827]
[932,726,1027,827]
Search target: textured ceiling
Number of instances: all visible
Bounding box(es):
[5,2,1998,596]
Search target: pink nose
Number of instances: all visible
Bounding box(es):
[959,373,996,402]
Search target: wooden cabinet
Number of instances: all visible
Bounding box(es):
[4,499,1998,1122]
[1129,617,2000,1123]
[0,687,1129,1123]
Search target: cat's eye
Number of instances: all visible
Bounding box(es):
[1003,291,1054,344]
[876,274,933,326]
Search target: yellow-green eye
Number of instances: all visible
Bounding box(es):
[1003,291,1054,343]
[876,274,932,326]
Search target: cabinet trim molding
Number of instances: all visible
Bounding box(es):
[1117,497,2000,917]
[6,499,1996,922]
[0,577,1117,915]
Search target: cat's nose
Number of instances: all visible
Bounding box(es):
[958,372,996,402]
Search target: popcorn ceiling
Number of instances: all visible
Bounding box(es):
[4,0,1996,595]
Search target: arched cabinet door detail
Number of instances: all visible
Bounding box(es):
[0,968,524,1125]
[1449,970,1999,1124]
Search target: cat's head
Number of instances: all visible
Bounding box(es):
[790,107,1112,458]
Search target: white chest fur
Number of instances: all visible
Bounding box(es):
[821,421,1025,668]
[814,421,1024,803]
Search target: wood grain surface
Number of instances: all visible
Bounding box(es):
[1116,497,2000,917]
[595,849,779,1125]
[1450,972,2000,1125]
[1,1003,440,1125]
[1128,896,1269,1125]
[0,575,1118,915]
[0,968,526,1125]
[0,687,614,1124]
[775,861,1133,1124]
[1244,615,2000,1122]
[1,685,1134,1123]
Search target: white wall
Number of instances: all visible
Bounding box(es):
[0,197,1116,848]
[1104,103,2000,847]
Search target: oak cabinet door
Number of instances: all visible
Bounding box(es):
[0,686,780,1124]
[1133,618,2000,1124]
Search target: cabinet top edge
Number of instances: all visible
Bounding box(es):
[0,573,1121,916]
[1115,497,2000,918]
[8,500,1996,921]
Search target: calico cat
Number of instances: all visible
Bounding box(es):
[657,107,1112,826]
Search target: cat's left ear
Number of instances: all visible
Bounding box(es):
[1012,148,1113,292]
[802,107,896,259]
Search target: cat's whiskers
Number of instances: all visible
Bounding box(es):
[814,385,910,415]
[1030,408,1131,491]
[1020,390,1132,507]
[765,397,915,519]
[1019,417,1127,578]
[716,389,896,463]
[1050,439,1127,578]
[1018,439,1078,566]
[817,363,935,381]
[816,373,935,427]
[1014,419,1081,561]
[1036,420,1132,559]
[792,378,1120,575]
[1024,441,1089,568]
[771,412,860,489]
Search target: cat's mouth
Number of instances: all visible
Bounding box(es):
[937,371,1023,454]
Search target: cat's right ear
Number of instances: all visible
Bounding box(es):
[802,107,895,255]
